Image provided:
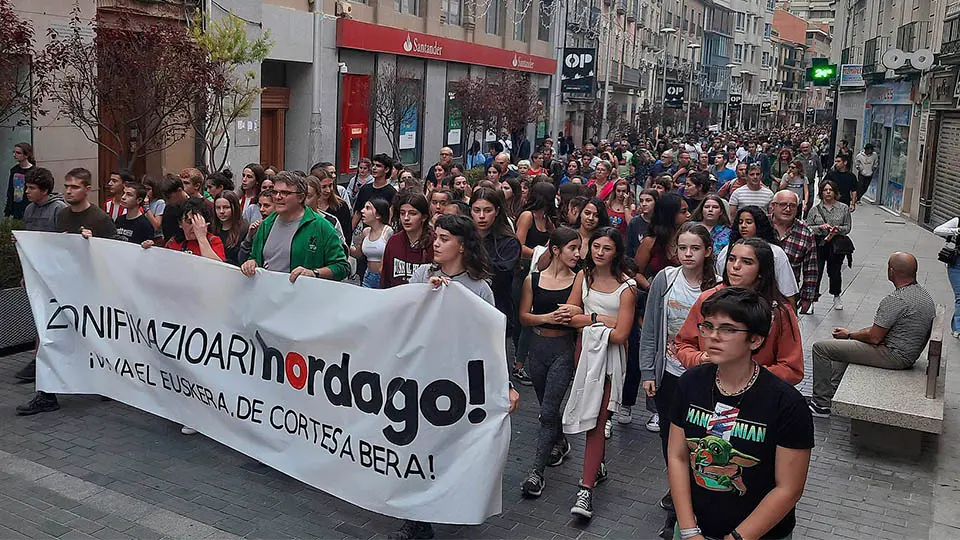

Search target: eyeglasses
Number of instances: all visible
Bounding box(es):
[440,152,453,156]
[274,189,302,198]
[697,322,752,339]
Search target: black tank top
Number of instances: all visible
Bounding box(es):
[531,273,574,331]
[525,221,551,249]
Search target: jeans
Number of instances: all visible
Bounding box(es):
[362,269,380,288]
[815,242,843,298]
[948,263,960,333]
[811,339,913,408]
[622,324,642,408]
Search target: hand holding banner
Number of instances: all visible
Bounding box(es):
[15,231,511,524]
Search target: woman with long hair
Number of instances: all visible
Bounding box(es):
[691,194,732,253]
[714,205,800,304]
[652,174,674,195]
[682,171,711,213]
[563,227,636,520]
[575,198,609,268]
[558,183,586,227]
[206,170,235,200]
[778,159,809,210]
[809,180,852,310]
[519,227,581,498]
[770,147,794,189]
[310,171,353,245]
[240,163,266,225]
[639,222,719,534]
[561,160,582,185]
[501,176,523,221]
[141,175,165,235]
[675,237,804,385]
[454,175,473,204]
[486,162,504,183]
[349,198,394,288]
[380,191,433,288]
[471,187,521,326]
[633,193,691,291]
[604,178,635,236]
[212,191,248,266]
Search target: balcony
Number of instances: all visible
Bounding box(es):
[896,20,932,53]
[862,36,890,79]
[783,57,798,67]
[840,46,861,65]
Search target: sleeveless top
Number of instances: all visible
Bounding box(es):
[525,222,550,249]
[608,208,627,236]
[647,239,669,278]
[362,227,391,262]
[531,273,574,331]
[582,277,636,318]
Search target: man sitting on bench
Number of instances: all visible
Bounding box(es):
[809,252,936,417]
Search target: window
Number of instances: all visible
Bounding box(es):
[443,0,462,25]
[767,0,775,11]
[537,0,552,41]
[736,12,745,31]
[764,23,771,39]
[753,17,758,35]
[735,43,743,61]
[396,0,418,15]
[750,46,756,63]
[514,0,528,41]
[683,9,688,32]
[486,0,501,34]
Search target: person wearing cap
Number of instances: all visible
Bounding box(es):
[854,143,879,201]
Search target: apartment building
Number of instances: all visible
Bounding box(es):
[771,9,807,127]
[777,0,834,32]
[832,0,942,220]
[730,0,774,130]
[803,23,831,119]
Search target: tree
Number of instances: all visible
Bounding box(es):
[0,0,48,126]
[450,76,497,157]
[373,66,421,160]
[491,71,543,159]
[42,9,214,169]
[190,12,272,172]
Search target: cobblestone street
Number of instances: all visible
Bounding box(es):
[0,204,957,539]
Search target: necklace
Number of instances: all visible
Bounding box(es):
[715,362,760,397]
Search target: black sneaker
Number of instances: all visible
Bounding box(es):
[388,520,434,540]
[808,401,831,418]
[657,515,677,539]
[513,366,533,386]
[547,438,571,467]
[570,486,593,519]
[16,392,60,416]
[595,461,607,485]
[521,470,545,497]
[14,359,35,382]
[658,490,674,512]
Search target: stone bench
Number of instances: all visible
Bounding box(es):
[832,305,946,458]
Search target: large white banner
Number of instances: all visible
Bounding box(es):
[15,231,510,524]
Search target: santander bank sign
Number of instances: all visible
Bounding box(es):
[403,34,443,57]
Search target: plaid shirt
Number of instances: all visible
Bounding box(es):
[778,220,819,302]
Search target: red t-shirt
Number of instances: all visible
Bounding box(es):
[164,233,226,261]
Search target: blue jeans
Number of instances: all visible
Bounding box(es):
[362,269,380,289]
[948,263,960,333]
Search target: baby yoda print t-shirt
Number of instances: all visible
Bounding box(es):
[670,363,814,539]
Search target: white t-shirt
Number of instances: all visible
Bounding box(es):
[664,272,706,377]
[715,243,800,299]
[730,185,775,213]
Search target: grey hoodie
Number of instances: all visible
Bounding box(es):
[24,193,68,232]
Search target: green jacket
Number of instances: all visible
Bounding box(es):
[248,206,350,281]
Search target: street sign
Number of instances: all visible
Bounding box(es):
[728,94,742,109]
[561,48,596,93]
[760,102,771,115]
[665,83,685,109]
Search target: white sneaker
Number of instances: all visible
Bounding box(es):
[833,296,843,310]
[617,405,633,425]
[952,331,960,339]
[604,418,613,439]
[181,426,198,435]
[645,413,660,433]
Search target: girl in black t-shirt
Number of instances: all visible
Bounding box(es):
[667,287,813,540]
[213,192,248,266]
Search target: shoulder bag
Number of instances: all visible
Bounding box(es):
[938,221,959,265]
[816,205,855,257]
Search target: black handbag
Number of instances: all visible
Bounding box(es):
[831,234,855,257]
[939,235,959,265]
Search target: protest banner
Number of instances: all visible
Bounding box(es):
[15,231,510,524]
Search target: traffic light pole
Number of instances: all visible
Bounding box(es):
[828,78,840,166]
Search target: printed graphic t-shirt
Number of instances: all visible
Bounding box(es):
[664,274,704,377]
[670,363,814,539]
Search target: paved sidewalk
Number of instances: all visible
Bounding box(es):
[0,204,955,539]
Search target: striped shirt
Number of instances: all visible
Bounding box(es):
[875,283,936,366]
[729,185,774,213]
[104,199,127,220]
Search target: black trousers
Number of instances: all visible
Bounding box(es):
[816,242,843,297]
[857,174,873,199]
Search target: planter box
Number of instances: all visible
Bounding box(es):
[0,286,37,349]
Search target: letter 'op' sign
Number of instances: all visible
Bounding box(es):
[15,232,511,525]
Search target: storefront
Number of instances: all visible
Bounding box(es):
[926,68,960,228]
[863,81,914,215]
[335,19,555,175]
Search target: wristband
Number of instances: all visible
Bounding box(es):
[679,527,702,539]
[730,529,744,540]
[591,313,598,324]
[313,269,320,278]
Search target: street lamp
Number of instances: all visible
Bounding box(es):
[659,27,677,132]
[723,63,736,131]
[685,43,701,134]
[738,70,751,130]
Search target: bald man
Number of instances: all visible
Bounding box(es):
[809,252,936,417]
[425,146,455,187]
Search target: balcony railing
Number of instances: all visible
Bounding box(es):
[840,46,861,65]
[863,36,889,76]
[896,20,932,53]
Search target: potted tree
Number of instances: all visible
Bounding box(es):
[0,217,37,349]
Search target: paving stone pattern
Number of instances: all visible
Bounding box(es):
[0,205,955,539]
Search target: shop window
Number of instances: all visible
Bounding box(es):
[397,78,422,167]
[444,86,463,159]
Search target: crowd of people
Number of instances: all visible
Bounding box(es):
[5,126,939,540]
